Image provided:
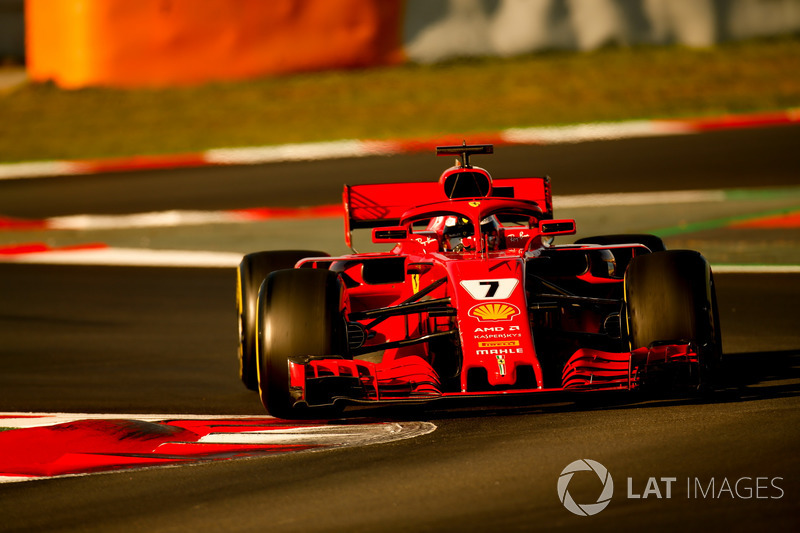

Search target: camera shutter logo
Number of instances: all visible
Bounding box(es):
[557,459,614,516]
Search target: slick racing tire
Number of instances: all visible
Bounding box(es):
[623,250,722,388]
[256,268,345,418]
[237,250,327,391]
[575,234,666,253]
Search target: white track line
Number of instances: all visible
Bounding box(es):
[712,265,800,274]
[0,412,260,429]
[3,189,731,233]
[1,248,243,268]
[553,190,726,208]
[0,161,84,180]
[46,210,251,230]
[199,422,435,446]
[205,139,398,165]
[501,120,690,144]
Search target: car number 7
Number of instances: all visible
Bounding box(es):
[480,281,500,298]
[460,279,519,300]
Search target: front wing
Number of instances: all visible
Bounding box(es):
[287,343,700,409]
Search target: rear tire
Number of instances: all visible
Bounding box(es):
[624,250,722,388]
[256,268,344,418]
[237,250,327,390]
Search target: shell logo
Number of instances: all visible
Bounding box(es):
[469,303,520,321]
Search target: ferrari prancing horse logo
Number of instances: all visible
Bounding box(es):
[496,354,507,376]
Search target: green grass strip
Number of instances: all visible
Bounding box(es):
[1,36,798,163]
[723,187,800,201]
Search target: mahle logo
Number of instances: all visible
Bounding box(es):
[558,459,614,516]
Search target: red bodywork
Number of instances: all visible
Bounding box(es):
[280,147,701,410]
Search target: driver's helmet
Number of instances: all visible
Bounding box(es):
[443,217,474,252]
[590,248,618,278]
[480,216,501,251]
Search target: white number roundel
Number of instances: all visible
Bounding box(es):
[459,279,518,300]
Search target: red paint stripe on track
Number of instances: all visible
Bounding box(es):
[0,415,436,482]
[729,211,800,229]
[0,419,200,476]
[71,153,209,174]
[0,217,48,230]
[232,204,344,220]
[0,418,327,478]
[678,110,800,132]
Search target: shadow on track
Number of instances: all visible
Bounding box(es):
[714,348,800,399]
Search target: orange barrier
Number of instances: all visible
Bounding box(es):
[26,0,405,88]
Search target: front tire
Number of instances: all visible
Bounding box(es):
[256,268,344,418]
[237,250,327,390]
[624,250,722,388]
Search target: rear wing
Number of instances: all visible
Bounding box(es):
[343,177,552,249]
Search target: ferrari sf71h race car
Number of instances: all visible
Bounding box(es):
[237,144,722,418]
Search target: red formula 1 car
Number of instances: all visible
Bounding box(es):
[236,144,722,418]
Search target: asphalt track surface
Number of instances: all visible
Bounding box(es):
[0,125,799,532]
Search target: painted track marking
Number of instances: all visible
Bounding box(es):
[0,412,436,484]
[0,109,797,181]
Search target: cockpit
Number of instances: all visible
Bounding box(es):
[400,202,543,254]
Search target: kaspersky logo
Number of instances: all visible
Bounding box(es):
[557,459,614,516]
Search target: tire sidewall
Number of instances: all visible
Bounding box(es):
[237,250,328,390]
[624,250,722,380]
[256,268,343,417]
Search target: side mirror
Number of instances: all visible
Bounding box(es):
[539,219,576,236]
[372,226,408,243]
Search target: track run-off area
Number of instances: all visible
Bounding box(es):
[0,121,797,531]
